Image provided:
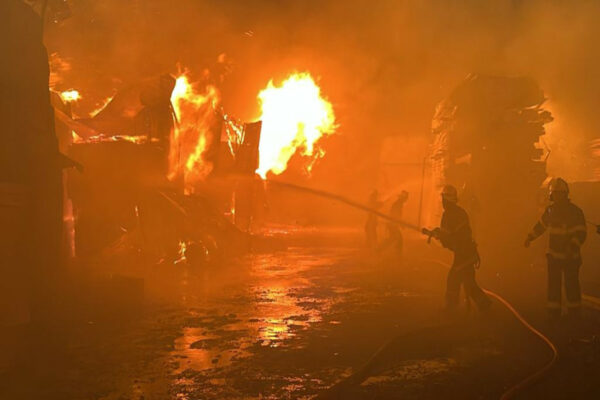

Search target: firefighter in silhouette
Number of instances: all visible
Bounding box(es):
[525,178,587,317]
[383,190,409,261]
[390,190,409,222]
[424,185,491,311]
[365,189,382,249]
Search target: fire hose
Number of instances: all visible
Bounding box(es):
[267,179,558,399]
[488,292,558,400]
[424,259,558,400]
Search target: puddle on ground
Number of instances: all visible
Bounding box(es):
[169,249,354,373]
[362,358,458,386]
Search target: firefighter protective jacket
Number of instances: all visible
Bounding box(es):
[528,201,587,261]
[439,203,478,265]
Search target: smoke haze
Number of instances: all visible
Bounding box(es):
[46,0,600,196]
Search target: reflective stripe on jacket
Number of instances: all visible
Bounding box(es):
[528,201,587,261]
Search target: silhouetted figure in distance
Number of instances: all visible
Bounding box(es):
[365,189,382,249]
[383,190,409,262]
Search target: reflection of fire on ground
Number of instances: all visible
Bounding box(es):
[169,249,350,377]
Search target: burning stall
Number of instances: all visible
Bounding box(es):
[59,69,337,265]
[62,73,243,265]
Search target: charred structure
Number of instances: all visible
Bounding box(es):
[430,74,553,269]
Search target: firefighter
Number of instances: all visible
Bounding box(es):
[423,185,492,311]
[365,189,382,249]
[384,190,409,260]
[428,185,491,311]
[390,190,409,222]
[524,178,587,317]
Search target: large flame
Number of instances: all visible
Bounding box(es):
[256,72,337,179]
[169,73,220,193]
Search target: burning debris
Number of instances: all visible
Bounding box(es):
[169,73,221,192]
[57,69,337,184]
[54,64,340,265]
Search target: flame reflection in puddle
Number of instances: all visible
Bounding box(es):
[170,249,352,372]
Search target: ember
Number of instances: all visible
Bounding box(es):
[256,72,337,179]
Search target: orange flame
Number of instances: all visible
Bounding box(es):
[256,72,337,179]
[169,73,220,193]
[60,89,81,103]
[224,114,244,158]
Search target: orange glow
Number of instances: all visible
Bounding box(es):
[60,89,81,103]
[256,72,337,179]
[72,132,83,143]
[169,73,220,193]
[49,52,71,89]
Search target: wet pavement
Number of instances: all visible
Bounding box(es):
[4,231,600,399]
[143,246,433,400]
[5,234,438,400]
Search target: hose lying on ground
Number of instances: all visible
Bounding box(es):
[485,290,558,400]
[404,258,559,400]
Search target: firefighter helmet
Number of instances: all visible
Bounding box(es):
[441,185,458,203]
[549,177,569,195]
